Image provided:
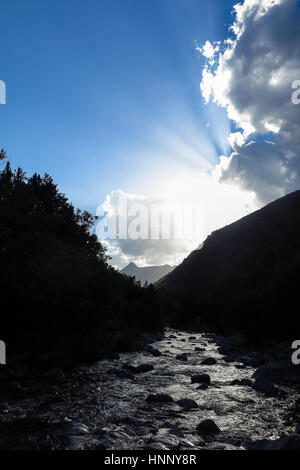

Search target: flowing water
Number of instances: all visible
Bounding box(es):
[0,329,298,450]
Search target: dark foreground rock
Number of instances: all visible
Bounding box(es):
[197,419,221,434]
[176,399,199,410]
[253,361,300,383]
[116,369,135,379]
[143,346,162,357]
[231,379,253,387]
[176,353,189,361]
[202,357,217,365]
[146,394,174,404]
[246,435,300,450]
[252,378,277,395]
[197,383,209,390]
[191,374,211,385]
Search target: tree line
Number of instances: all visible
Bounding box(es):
[0,150,162,365]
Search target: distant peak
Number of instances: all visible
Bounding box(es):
[127,262,137,268]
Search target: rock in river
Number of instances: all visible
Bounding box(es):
[191,373,211,385]
[197,383,209,390]
[135,364,154,373]
[201,357,217,365]
[253,361,300,382]
[144,346,162,357]
[231,379,252,387]
[116,369,135,380]
[252,378,276,395]
[196,419,221,434]
[176,398,199,410]
[224,356,235,363]
[176,353,189,361]
[146,394,174,404]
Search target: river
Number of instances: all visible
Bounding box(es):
[0,329,298,450]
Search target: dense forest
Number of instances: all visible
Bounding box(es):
[0,150,162,365]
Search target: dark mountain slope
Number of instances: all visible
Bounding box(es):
[160,190,300,343]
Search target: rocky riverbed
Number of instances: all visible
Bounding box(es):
[0,329,299,450]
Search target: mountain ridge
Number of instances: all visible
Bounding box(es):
[159,190,300,343]
[120,262,175,285]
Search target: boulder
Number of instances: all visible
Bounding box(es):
[218,345,234,355]
[239,378,253,386]
[252,377,276,395]
[116,369,135,379]
[176,398,199,410]
[176,353,189,361]
[197,383,209,390]
[231,378,252,387]
[249,351,268,365]
[253,361,300,382]
[191,374,211,385]
[196,419,221,434]
[224,356,235,363]
[145,346,162,357]
[135,364,154,373]
[201,357,217,365]
[146,394,174,404]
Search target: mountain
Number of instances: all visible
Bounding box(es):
[121,262,175,285]
[159,190,300,343]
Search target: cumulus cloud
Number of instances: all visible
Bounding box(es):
[200,0,300,204]
[96,190,203,268]
[96,181,257,268]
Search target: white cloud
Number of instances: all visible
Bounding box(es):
[96,190,203,268]
[200,0,300,203]
[97,180,257,268]
[197,40,219,59]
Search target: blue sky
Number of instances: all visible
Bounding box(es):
[0,0,237,214]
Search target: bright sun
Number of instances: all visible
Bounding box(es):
[160,172,258,243]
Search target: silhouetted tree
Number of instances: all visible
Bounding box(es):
[0,152,162,364]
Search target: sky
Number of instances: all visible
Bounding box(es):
[1,0,300,267]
